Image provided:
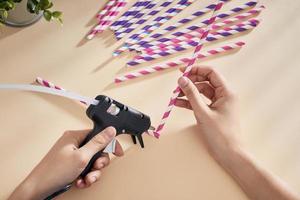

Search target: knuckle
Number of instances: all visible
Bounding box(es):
[185,84,197,98]
[62,131,72,137]
[75,153,89,168]
[92,134,108,146]
[227,89,238,100]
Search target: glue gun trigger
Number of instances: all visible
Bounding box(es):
[130,134,144,148]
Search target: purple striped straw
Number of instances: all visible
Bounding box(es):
[114,0,164,39]
[113,0,196,56]
[130,0,258,51]
[110,0,152,31]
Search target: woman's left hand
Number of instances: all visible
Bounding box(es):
[9,127,123,200]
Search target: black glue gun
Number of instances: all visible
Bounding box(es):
[45,95,152,200]
[80,95,152,177]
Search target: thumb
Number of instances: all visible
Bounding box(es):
[178,76,209,114]
[79,127,116,158]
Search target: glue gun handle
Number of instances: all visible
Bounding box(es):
[79,125,105,177]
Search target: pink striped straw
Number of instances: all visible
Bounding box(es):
[127,19,259,66]
[114,0,163,39]
[87,0,127,40]
[115,0,229,40]
[96,0,118,21]
[113,0,196,56]
[127,19,259,65]
[110,0,152,32]
[153,1,225,138]
[136,6,264,53]
[130,1,259,51]
[35,77,87,105]
[115,41,245,83]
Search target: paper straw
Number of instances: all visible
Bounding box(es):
[128,19,259,65]
[96,0,117,21]
[87,0,127,40]
[137,6,263,52]
[114,0,163,39]
[35,77,87,105]
[113,0,196,56]
[153,1,225,138]
[115,41,245,83]
[131,0,258,50]
[136,0,232,43]
[110,0,152,31]
[140,18,259,54]
[115,0,229,40]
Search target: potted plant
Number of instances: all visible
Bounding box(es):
[0,0,62,27]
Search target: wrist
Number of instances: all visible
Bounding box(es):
[9,177,40,200]
[211,142,245,172]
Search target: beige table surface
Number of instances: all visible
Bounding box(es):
[0,0,299,199]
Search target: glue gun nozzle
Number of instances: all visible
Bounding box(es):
[149,126,156,131]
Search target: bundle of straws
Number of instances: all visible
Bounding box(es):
[85,0,265,137]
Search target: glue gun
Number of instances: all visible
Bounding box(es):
[80,95,153,177]
[45,95,152,200]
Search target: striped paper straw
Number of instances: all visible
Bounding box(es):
[96,0,117,20]
[136,0,232,43]
[113,0,196,56]
[115,41,245,83]
[128,19,259,65]
[137,6,263,52]
[35,77,123,151]
[110,0,152,31]
[114,0,163,39]
[115,0,229,40]
[141,18,259,53]
[153,1,225,138]
[131,0,258,50]
[87,0,127,40]
[35,77,87,105]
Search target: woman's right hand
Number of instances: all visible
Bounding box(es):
[175,66,241,162]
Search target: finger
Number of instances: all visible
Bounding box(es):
[84,170,102,186]
[181,66,230,93]
[175,99,192,110]
[178,77,209,114]
[179,82,215,101]
[76,178,87,189]
[62,129,92,146]
[113,140,124,157]
[93,154,110,169]
[79,127,116,159]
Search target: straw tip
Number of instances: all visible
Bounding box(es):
[153,131,160,139]
[114,79,121,83]
[86,35,94,40]
[113,51,121,56]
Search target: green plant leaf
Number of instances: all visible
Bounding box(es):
[52,11,62,18]
[44,1,53,9]
[43,10,51,21]
[2,10,7,18]
[0,9,8,19]
[27,0,35,13]
[58,17,63,25]
[39,0,50,10]
[2,1,14,10]
[34,3,40,14]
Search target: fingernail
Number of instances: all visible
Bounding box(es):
[99,163,104,168]
[91,176,97,183]
[105,127,116,138]
[77,180,84,188]
[178,77,188,88]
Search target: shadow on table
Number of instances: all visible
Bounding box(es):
[0,26,23,40]
[31,82,89,124]
[103,47,242,92]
